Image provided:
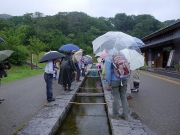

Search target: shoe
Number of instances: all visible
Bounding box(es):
[48,98,55,102]
[68,89,73,91]
[127,95,132,100]
[64,87,68,91]
[120,114,128,120]
[109,114,120,120]
[0,98,4,101]
[131,88,138,93]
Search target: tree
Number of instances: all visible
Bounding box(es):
[28,36,47,66]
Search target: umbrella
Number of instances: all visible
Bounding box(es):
[133,37,145,46]
[82,55,92,61]
[0,37,5,42]
[84,59,93,64]
[120,48,144,70]
[39,51,64,63]
[92,31,141,54]
[0,50,14,61]
[72,50,83,63]
[59,44,80,51]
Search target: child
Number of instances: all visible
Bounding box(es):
[131,70,140,93]
[53,61,58,80]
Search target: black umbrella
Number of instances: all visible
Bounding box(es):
[0,37,5,42]
[39,51,65,63]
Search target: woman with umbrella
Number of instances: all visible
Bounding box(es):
[58,51,77,91]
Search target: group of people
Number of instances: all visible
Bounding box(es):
[44,50,87,102]
[96,46,140,120]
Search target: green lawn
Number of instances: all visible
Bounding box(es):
[1,52,46,85]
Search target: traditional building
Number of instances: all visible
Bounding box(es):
[140,20,180,69]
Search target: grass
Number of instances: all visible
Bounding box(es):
[1,64,44,84]
[1,52,46,85]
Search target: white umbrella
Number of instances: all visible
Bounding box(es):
[0,50,14,61]
[120,48,144,70]
[72,50,83,63]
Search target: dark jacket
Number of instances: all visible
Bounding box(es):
[58,55,77,86]
[0,62,7,78]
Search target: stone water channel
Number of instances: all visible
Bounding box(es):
[56,72,112,135]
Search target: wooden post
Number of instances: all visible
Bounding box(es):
[30,52,33,70]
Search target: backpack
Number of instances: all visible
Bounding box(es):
[112,52,130,78]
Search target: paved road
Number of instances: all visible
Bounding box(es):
[128,71,180,135]
[0,72,62,135]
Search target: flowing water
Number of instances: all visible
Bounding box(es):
[56,72,112,135]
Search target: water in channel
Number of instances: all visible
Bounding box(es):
[56,72,112,135]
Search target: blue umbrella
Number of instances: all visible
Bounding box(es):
[0,37,5,42]
[59,44,80,51]
[133,37,145,46]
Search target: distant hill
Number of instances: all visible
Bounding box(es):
[163,19,180,26]
[0,14,13,19]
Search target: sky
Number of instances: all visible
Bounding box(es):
[1,0,180,22]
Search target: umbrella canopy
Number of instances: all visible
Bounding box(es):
[39,51,64,63]
[72,50,83,63]
[0,37,5,42]
[120,48,144,70]
[92,31,141,54]
[82,55,93,64]
[133,37,145,46]
[59,44,80,51]
[84,60,93,64]
[82,55,92,61]
[0,50,14,61]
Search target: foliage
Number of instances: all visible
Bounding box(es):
[1,64,44,84]
[174,63,180,69]
[10,45,29,65]
[0,11,177,68]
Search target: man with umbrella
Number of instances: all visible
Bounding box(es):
[39,51,64,102]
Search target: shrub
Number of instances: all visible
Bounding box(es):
[10,46,29,65]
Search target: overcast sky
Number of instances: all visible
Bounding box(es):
[1,0,180,22]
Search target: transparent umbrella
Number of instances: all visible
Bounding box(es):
[0,50,14,61]
[92,31,141,54]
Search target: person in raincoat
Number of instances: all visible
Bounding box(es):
[58,51,77,91]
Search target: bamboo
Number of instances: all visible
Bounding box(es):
[69,102,106,105]
[79,87,102,89]
[86,76,99,78]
